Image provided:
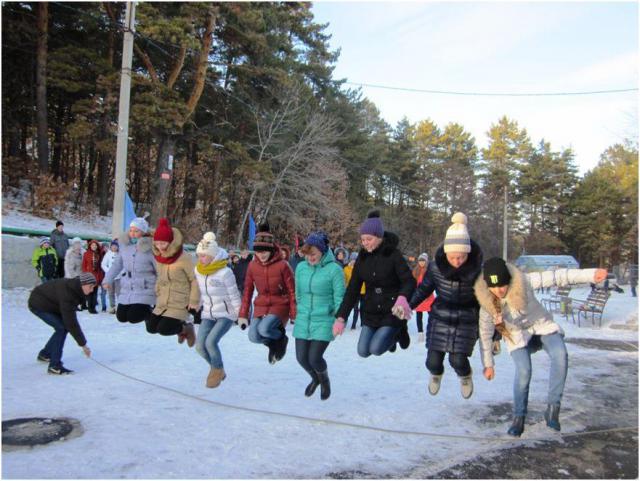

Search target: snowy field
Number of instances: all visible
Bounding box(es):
[2,283,637,479]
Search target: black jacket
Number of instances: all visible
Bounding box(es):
[410,240,483,355]
[28,277,87,346]
[233,256,252,292]
[337,231,415,328]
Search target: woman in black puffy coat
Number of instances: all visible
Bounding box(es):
[410,212,483,399]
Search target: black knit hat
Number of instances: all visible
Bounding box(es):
[483,257,511,287]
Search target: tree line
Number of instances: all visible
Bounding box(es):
[2,2,637,267]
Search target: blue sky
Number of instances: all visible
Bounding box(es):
[311,1,638,174]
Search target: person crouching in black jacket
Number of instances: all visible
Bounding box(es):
[410,213,483,399]
[333,211,415,356]
[28,273,95,374]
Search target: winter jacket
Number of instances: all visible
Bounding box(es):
[28,277,88,346]
[31,246,58,279]
[475,263,597,368]
[64,246,84,279]
[239,248,296,325]
[410,240,483,356]
[343,263,366,295]
[82,240,105,285]
[101,250,121,280]
[104,233,156,306]
[195,248,242,321]
[50,229,70,260]
[336,231,415,329]
[152,228,200,322]
[412,266,435,312]
[293,249,346,342]
[232,256,252,292]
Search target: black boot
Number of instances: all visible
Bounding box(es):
[507,416,525,437]
[305,371,320,397]
[316,369,331,400]
[274,331,288,362]
[398,324,410,349]
[544,404,561,431]
[267,342,277,364]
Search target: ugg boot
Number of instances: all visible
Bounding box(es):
[507,416,525,437]
[428,374,442,395]
[305,371,320,397]
[316,369,331,400]
[544,404,561,431]
[180,322,196,347]
[459,372,473,399]
[206,368,226,388]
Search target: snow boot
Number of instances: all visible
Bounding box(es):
[206,368,226,388]
[544,404,561,431]
[398,324,410,349]
[180,322,196,347]
[267,342,277,364]
[388,342,397,353]
[304,371,320,397]
[428,374,442,396]
[316,369,331,400]
[272,326,288,362]
[507,416,525,437]
[459,372,473,399]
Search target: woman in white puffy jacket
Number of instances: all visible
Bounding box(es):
[64,237,85,279]
[193,232,242,389]
[474,257,607,438]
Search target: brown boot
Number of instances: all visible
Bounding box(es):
[180,323,196,348]
[206,368,226,388]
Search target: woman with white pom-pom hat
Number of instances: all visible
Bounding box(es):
[194,232,242,388]
[409,212,484,399]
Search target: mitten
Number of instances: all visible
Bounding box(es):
[392,295,411,320]
[237,317,249,330]
[332,319,345,336]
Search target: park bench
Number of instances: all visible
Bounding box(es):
[541,285,572,313]
[568,288,611,328]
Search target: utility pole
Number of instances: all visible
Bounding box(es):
[111,2,136,237]
[502,185,508,259]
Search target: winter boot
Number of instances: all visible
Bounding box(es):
[267,342,277,364]
[428,374,442,396]
[507,416,525,437]
[459,372,474,399]
[316,369,331,400]
[398,324,410,349]
[388,342,397,353]
[273,326,288,362]
[544,404,561,431]
[305,371,320,397]
[206,368,226,388]
[180,322,196,347]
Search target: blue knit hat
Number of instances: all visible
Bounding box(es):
[304,231,329,254]
[39,237,50,246]
[359,210,384,238]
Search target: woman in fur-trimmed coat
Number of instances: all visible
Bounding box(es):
[475,257,607,437]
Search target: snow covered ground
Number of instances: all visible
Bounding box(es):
[2,284,637,478]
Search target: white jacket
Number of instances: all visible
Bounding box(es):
[64,247,84,278]
[475,264,597,368]
[194,249,242,321]
[101,251,122,280]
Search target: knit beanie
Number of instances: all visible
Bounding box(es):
[129,217,149,233]
[253,223,275,252]
[70,237,83,246]
[359,210,384,238]
[110,239,119,248]
[304,231,329,254]
[196,232,220,258]
[443,212,471,254]
[418,253,429,262]
[39,237,50,246]
[79,272,97,286]
[483,257,512,287]
[153,218,174,243]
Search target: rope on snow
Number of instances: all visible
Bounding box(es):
[89,357,637,443]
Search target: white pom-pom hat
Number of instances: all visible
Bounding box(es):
[443,212,471,254]
[196,232,219,258]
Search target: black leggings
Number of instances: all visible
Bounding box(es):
[116,303,152,324]
[146,313,184,336]
[295,338,330,374]
[426,349,471,377]
[351,296,365,329]
[416,312,424,333]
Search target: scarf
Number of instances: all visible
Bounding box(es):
[155,246,183,265]
[197,259,228,275]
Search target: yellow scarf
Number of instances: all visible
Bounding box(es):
[196,259,228,275]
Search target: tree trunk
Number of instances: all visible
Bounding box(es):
[87,142,96,198]
[182,140,198,214]
[150,134,175,223]
[36,2,49,172]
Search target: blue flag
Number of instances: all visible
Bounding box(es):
[248,214,256,250]
[123,191,136,232]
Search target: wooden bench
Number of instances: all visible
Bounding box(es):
[568,289,611,328]
[541,285,572,312]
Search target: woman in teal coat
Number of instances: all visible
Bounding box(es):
[293,231,345,400]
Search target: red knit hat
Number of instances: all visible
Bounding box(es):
[154,218,174,243]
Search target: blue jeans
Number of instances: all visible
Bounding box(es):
[248,314,283,344]
[510,332,568,416]
[99,286,107,310]
[30,308,68,368]
[196,318,233,369]
[357,325,399,357]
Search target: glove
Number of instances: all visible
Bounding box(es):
[237,317,249,330]
[391,295,411,320]
[332,318,346,337]
[188,306,203,325]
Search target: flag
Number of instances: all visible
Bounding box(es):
[248,214,256,250]
[123,191,136,232]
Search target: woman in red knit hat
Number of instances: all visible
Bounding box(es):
[148,218,201,346]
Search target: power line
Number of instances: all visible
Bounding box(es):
[344,81,638,97]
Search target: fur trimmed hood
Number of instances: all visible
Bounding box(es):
[151,227,184,258]
[474,262,527,317]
